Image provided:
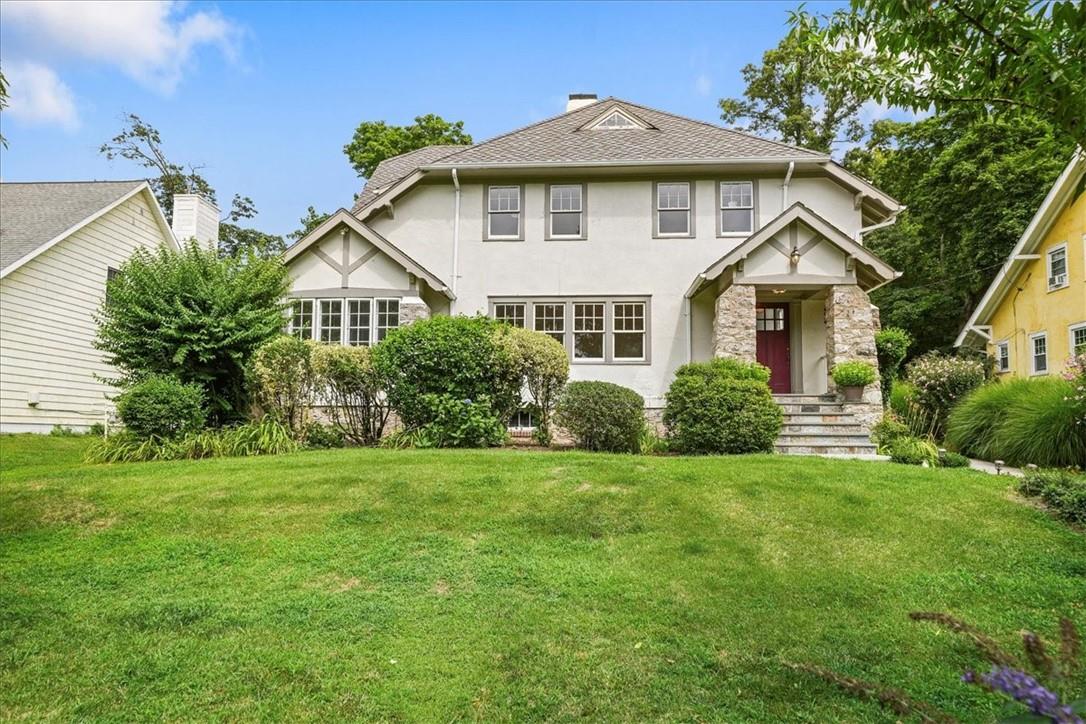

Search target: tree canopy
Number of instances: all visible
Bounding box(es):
[790,1,1086,148]
[343,114,471,179]
[718,29,871,152]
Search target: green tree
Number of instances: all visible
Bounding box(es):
[719,30,871,152]
[791,1,1086,148]
[0,66,9,148]
[288,206,331,243]
[344,114,471,179]
[96,241,290,424]
[847,112,1073,354]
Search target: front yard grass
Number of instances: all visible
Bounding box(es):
[1,435,1083,722]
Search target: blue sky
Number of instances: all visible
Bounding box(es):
[0,0,851,237]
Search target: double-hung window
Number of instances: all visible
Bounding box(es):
[376,299,400,342]
[534,303,565,345]
[1047,244,1068,290]
[612,302,646,361]
[1071,323,1086,357]
[347,299,372,346]
[1030,332,1048,375]
[656,182,691,236]
[549,184,584,238]
[290,299,315,340]
[719,181,754,234]
[319,300,343,343]
[487,186,521,239]
[573,303,605,361]
[494,302,526,327]
[995,340,1010,372]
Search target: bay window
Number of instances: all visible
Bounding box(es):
[286,296,399,346]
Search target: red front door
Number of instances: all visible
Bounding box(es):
[756,303,791,393]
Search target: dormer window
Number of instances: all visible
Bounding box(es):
[593,110,639,129]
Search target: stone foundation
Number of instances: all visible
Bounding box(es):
[399,296,430,326]
[712,284,756,361]
[824,284,883,430]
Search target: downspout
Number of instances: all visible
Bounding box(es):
[684,296,693,363]
[855,206,905,242]
[451,168,461,308]
[781,160,795,210]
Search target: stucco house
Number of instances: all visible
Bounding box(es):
[0,182,215,432]
[956,151,1086,375]
[283,95,904,453]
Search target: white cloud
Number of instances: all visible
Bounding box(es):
[0,0,239,94]
[694,73,713,97]
[4,61,79,130]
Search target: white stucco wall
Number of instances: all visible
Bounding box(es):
[362,173,862,406]
[288,228,413,293]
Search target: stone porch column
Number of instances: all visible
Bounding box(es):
[712,284,756,361]
[825,284,883,429]
[399,296,431,326]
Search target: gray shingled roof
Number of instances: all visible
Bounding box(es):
[352,145,466,213]
[351,99,827,214]
[0,180,147,271]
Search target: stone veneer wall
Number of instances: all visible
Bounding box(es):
[824,284,883,430]
[399,296,431,326]
[712,284,756,361]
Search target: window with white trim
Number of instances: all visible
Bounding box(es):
[319,299,343,343]
[534,303,565,345]
[720,181,754,234]
[1031,332,1048,374]
[1071,323,1086,356]
[657,182,691,236]
[995,340,1010,372]
[487,186,521,239]
[612,302,646,360]
[347,299,372,346]
[573,302,605,360]
[549,184,583,238]
[376,299,400,341]
[1047,244,1068,290]
[290,299,314,340]
[494,303,526,327]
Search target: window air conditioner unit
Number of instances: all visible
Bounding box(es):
[1050,273,1067,287]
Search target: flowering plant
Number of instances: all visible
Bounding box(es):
[1062,353,1086,427]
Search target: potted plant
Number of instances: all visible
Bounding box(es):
[832,361,878,403]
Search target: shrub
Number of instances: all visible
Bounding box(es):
[664,361,782,455]
[831,360,878,387]
[496,326,569,445]
[96,241,289,424]
[115,375,206,439]
[870,415,910,452]
[416,394,507,448]
[875,327,912,401]
[888,380,916,418]
[904,353,985,438]
[1018,468,1086,525]
[247,335,316,436]
[889,436,939,466]
[303,422,346,450]
[372,315,521,430]
[556,381,645,453]
[311,344,390,445]
[939,451,971,468]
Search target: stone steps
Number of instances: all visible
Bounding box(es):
[773,394,877,457]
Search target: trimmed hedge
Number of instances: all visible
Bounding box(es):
[556,381,644,453]
[115,375,205,439]
[664,358,782,455]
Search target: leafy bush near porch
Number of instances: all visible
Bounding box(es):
[96,241,290,425]
[556,381,644,453]
[1018,468,1086,525]
[663,358,782,455]
[417,394,507,448]
[875,326,912,403]
[247,335,317,436]
[496,326,569,445]
[115,375,206,439]
[904,353,985,438]
[870,415,910,452]
[830,360,878,387]
[312,344,391,446]
[372,315,521,431]
[946,377,1086,468]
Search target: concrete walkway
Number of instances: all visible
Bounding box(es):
[968,458,1025,477]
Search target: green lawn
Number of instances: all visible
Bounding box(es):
[1,436,1083,722]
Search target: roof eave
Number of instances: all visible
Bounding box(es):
[422,156,830,172]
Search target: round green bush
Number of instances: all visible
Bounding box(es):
[663,365,783,455]
[115,375,206,439]
[418,394,507,448]
[555,381,645,453]
[889,436,939,466]
[673,357,771,384]
[871,415,910,450]
[372,315,522,430]
[831,360,878,387]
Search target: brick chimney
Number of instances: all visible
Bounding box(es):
[171,194,220,251]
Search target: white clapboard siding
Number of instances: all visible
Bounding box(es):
[0,190,173,432]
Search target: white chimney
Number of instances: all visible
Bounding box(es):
[566,93,598,113]
[171,194,220,251]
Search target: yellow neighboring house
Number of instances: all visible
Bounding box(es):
[957,151,1086,376]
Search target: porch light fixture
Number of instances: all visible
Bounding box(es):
[789,247,801,266]
[772,288,787,295]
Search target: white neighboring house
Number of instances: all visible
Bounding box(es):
[0,181,216,433]
[284,95,904,451]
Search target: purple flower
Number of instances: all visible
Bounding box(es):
[973,666,1083,723]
